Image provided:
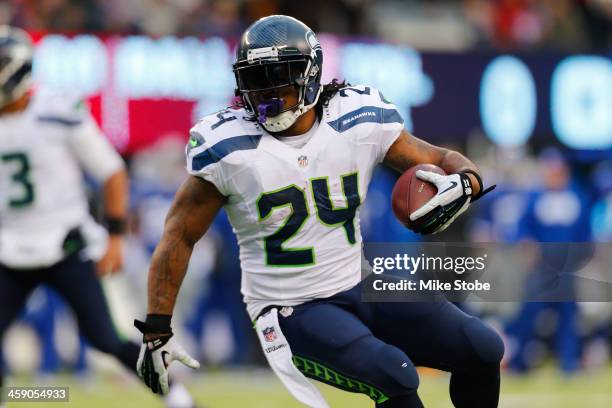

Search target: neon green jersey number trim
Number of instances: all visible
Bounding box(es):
[257,184,314,267]
[2,152,35,208]
[258,173,360,267]
[310,172,360,245]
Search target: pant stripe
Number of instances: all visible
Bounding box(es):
[292,354,390,404]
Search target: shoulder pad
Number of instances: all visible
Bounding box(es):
[327,84,395,110]
[325,84,403,133]
[187,107,262,172]
[189,107,259,146]
[31,88,89,126]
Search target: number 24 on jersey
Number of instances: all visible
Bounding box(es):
[257,172,360,267]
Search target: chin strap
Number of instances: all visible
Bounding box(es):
[260,83,322,132]
[262,109,301,132]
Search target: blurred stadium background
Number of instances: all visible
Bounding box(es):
[1,0,612,407]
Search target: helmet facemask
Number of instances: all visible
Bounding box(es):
[234,53,322,133]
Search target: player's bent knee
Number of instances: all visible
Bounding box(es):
[462,317,505,365]
[370,344,420,396]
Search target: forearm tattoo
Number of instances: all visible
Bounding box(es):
[147,177,222,314]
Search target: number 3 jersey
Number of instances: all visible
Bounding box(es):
[0,89,124,268]
[187,85,404,319]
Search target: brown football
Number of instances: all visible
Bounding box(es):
[391,164,446,231]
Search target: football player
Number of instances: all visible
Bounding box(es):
[136,15,503,408]
[0,26,195,408]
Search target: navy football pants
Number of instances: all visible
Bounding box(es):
[278,280,504,407]
[0,254,139,392]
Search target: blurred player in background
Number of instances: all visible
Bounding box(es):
[136,16,503,408]
[0,26,195,408]
[506,149,593,374]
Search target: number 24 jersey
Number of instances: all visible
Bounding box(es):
[186,85,404,319]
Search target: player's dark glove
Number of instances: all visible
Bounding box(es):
[134,315,199,395]
[410,170,496,235]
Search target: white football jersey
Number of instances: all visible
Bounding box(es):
[0,89,124,268]
[186,85,404,319]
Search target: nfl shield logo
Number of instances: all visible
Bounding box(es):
[263,327,277,342]
[298,155,308,167]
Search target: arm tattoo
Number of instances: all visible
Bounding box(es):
[147,177,224,315]
[382,130,482,195]
[383,131,445,173]
[384,134,417,171]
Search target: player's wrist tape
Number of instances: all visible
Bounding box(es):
[134,314,173,335]
[461,170,496,202]
[103,216,127,235]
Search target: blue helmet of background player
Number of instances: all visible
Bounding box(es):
[232,15,323,132]
[0,26,33,109]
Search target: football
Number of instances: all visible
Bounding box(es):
[391,163,446,230]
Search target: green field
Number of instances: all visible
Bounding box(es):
[6,366,612,408]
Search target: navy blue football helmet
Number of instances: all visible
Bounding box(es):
[0,26,33,109]
[233,15,323,132]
